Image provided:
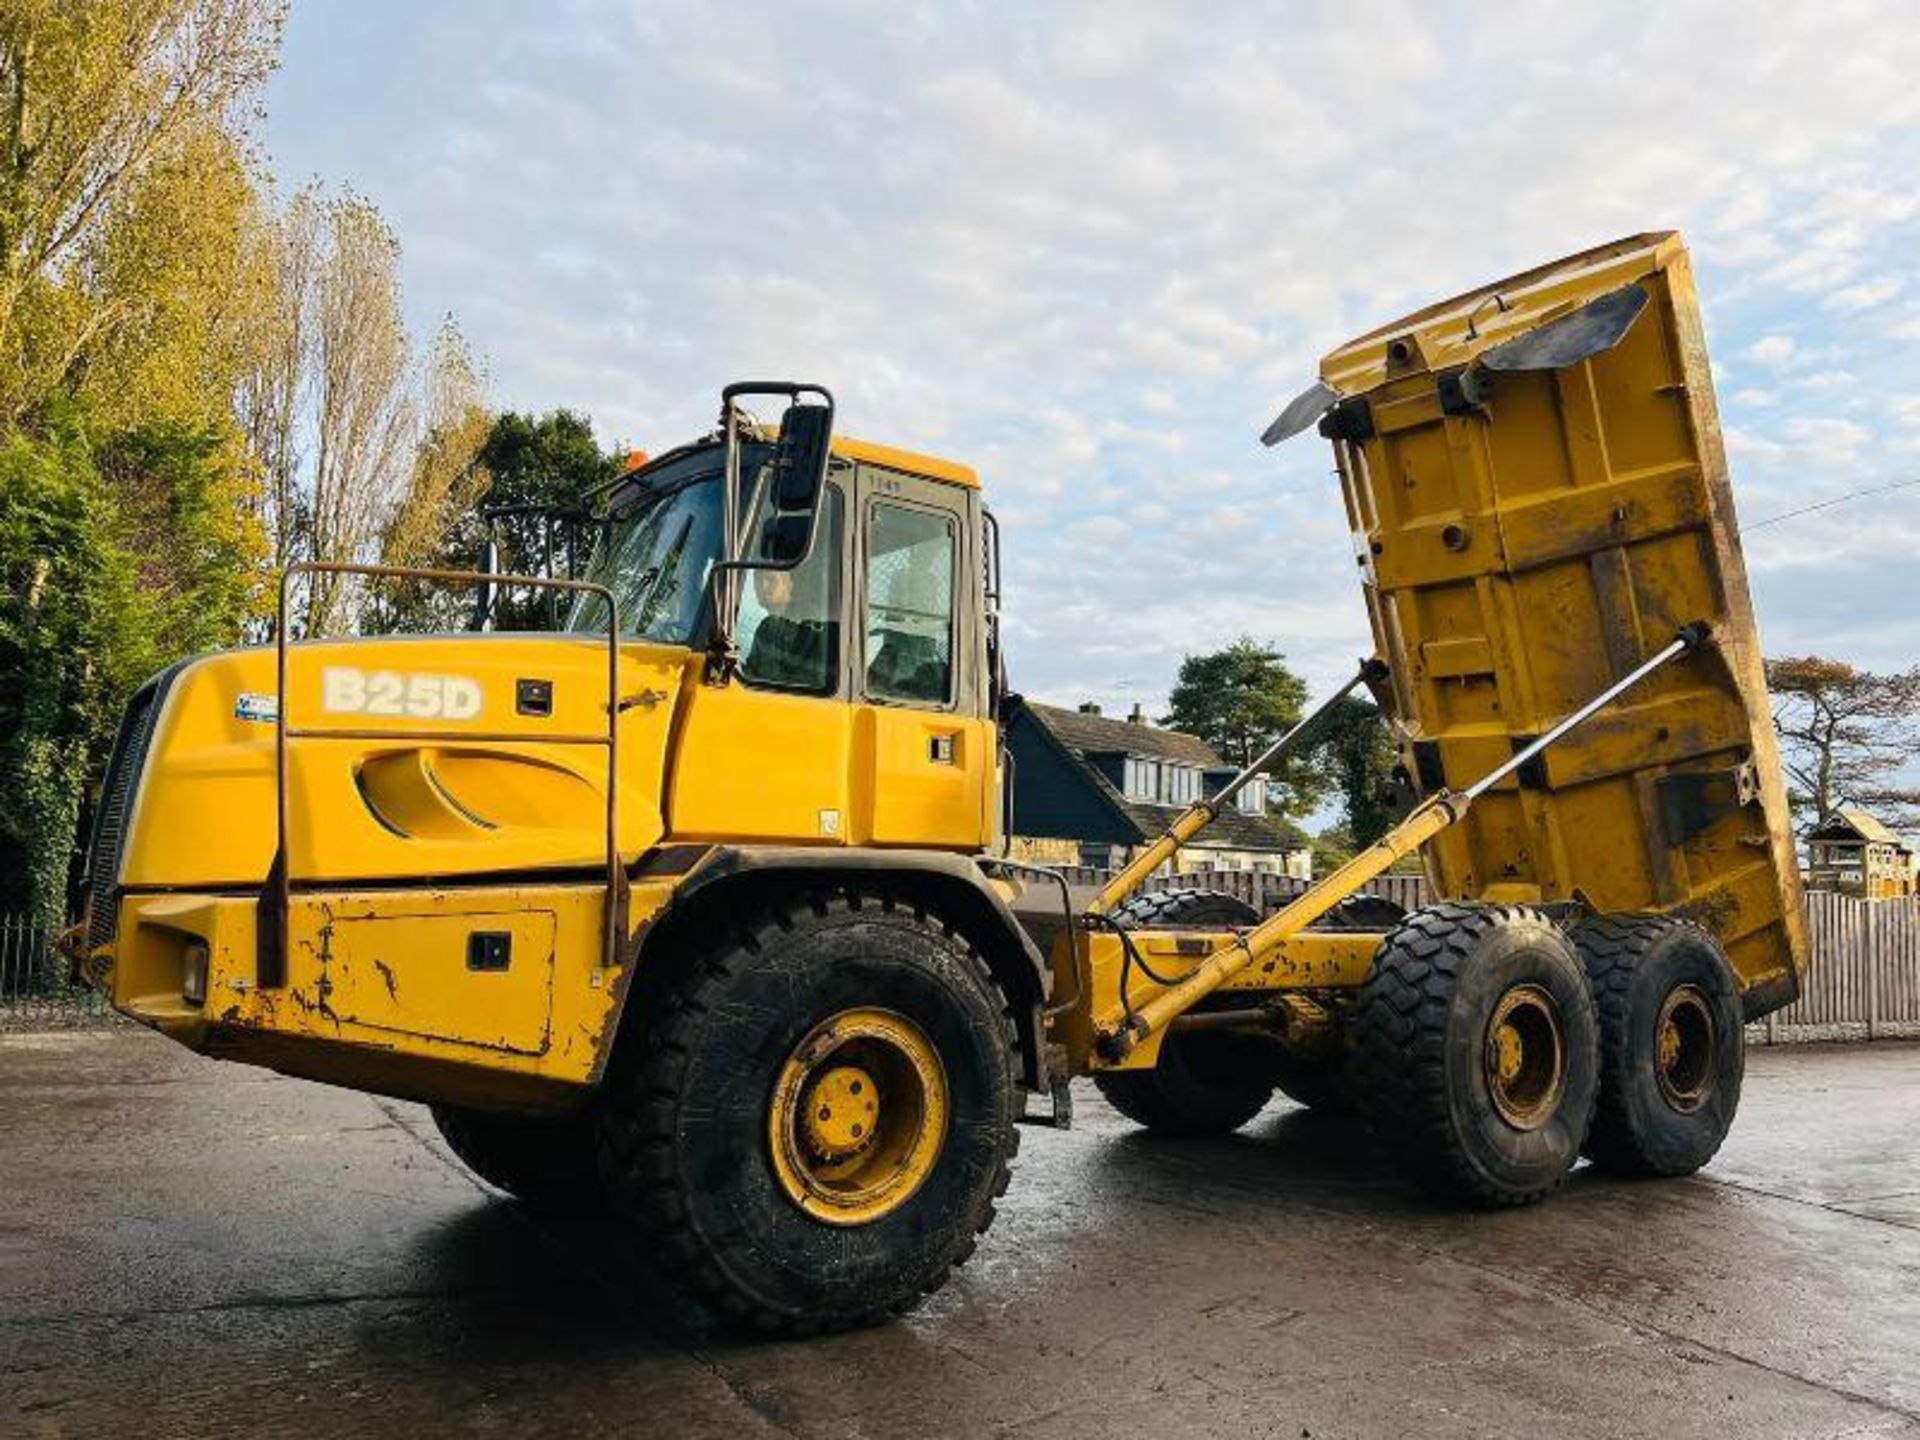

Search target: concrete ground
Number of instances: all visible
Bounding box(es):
[2,1032,1917,1440]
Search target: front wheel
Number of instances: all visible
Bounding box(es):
[597,889,1019,1335]
[429,1103,602,1210]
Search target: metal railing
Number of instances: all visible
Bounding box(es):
[0,914,115,1028]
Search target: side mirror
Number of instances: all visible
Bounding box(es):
[771,401,831,513]
[758,512,812,565]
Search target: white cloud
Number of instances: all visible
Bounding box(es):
[1745,334,1798,369]
[1825,276,1905,312]
[1782,416,1872,453]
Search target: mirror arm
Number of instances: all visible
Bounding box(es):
[703,381,835,684]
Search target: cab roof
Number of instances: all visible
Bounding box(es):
[831,433,979,489]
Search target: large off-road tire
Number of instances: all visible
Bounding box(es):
[1112,885,1407,934]
[429,1104,603,1210]
[598,889,1020,1335]
[1571,913,1744,1177]
[1109,887,1259,929]
[1093,1027,1275,1135]
[1269,1051,1349,1112]
[1095,888,1274,1133]
[1350,902,1599,1207]
[1312,894,1409,932]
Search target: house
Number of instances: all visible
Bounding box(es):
[1005,699,1313,877]
[1806,807,1916,900]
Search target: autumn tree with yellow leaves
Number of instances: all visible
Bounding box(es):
[0,0,503,932]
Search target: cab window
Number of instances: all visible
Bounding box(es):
[737,485,843,693]
[864,502,955,705]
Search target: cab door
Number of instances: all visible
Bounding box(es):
[850,465,992,848]
[666,479,857,843]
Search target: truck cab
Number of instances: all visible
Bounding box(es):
[75,388,1042,1118]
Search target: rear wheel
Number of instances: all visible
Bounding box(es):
[429,1104,602,1210]
[597,889,1019,1334]
[1349,903,1599,1207]
[1095,888,1274,1133]
[1093,1027,1275,1135]
[1108,887,1259,930]
[1269,1050,1349,1112]
[1571,913,1744,1176]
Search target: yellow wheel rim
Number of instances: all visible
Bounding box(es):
[1654,984,1715,1113]
[1483,983,1566,1132]
[768,1008,949,1226]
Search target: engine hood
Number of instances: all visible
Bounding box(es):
[112,632,693,892]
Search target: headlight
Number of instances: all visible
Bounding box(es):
[182,941,209,1007]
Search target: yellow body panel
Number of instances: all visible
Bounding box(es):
[855,706,994,847]
[103,878,684,1105]
[121,636,688,890]
[669,678,856,842]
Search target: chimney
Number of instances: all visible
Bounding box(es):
[1078,701,1101,716]
[1128,703,1147,724]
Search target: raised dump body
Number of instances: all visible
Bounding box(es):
[1316,231,1805,1016]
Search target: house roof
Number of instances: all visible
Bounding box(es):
[1106,791,1303,852]
[1019,701,1300,853]
[1812,807,1907,846]
[1023,702,1221,768]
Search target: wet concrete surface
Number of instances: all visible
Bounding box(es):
[1,1032,1916,1439]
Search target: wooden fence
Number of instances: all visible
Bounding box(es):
[1051,869,1920,1043]
[1763,892,1920,1042]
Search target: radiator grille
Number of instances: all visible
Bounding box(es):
[82,670,177,953]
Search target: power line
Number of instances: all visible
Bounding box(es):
[1742,478,1920,532]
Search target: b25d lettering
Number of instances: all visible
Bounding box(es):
[322,667,483,720]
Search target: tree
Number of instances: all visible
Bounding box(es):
[233,182,318,569]
[1163,638,1327,817]
[0,0,285,421]
[464,409,620,631]
[302,189,414,635]
[370,317,493,632]
[0,0,285,926]
[0,411,151,926]
[1766,656,1920,832]
[1311,695,1400,848]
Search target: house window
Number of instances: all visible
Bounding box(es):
[1236,776,1267,814]
[1167,765,1201,805]
[1125,757,1162,802]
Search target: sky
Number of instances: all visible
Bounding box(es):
[264,0,1920,718]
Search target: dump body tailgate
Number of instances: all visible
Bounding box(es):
[1318,231,1805,1016]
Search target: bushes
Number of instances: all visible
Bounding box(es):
[0,410,260,923]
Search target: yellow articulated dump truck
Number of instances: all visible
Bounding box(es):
[72,233,1805,1333]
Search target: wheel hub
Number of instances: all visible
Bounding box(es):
[1483,983,1566,1132]
[1654,984,1716,1113]
[800,1064,880,1161]
[769,1008,949,1226]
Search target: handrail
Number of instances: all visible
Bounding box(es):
[267,561,626,987]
